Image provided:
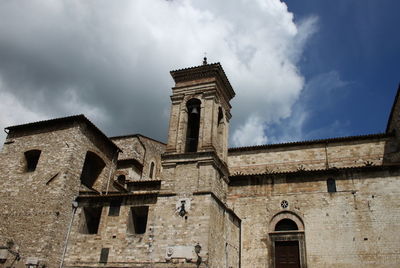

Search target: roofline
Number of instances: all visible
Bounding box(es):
[5,114,121,152]
[110,133,166,145]
[228,132,393,153]
[229,163,400,178]
[386,83,400,133]
[170,62,235,100]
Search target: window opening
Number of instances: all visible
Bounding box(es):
[99,248,109,263]
[25,150,41,172]
[80,207,102,234]
[80,151,105,188]
[127,206,149,234]
[149,162,155,179]
[117,175,126,185]
[275,219,298,231]
[218,107,224,124]
[327,178,337,193]
[185,99,201,152]
[108,200,121,216]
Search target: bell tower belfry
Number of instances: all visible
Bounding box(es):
[158,61,240,267]
[165,60,235,163]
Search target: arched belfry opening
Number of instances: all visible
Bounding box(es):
[185,98,201,153]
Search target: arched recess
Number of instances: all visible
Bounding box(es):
[149,161,155,179]
[185,98,201,153]
[269,211,307,268]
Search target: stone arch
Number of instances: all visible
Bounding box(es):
[269,211,305,232]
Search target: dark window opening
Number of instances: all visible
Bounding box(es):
[149,162,155,179]
[108,200,121,216]
[117,175,126,185]
[80,207,102,234]
[127,206,149,234]
[99,248,109,263]
[80,151,106,188]
[25,150,41,172]
[275,219,298,231]
[327,178,337,193]
[218,107,224,124]
[185,98,201,153]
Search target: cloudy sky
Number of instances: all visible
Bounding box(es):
[0,0,399,147]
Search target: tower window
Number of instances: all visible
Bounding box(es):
[127,206,149,234]
[117,175,126,185]
[149,162,155,179]
[80,207,102,234]
[327,178,337,193]
[185,98,201,153]
[80,151,105,189]
[24,150,41,172]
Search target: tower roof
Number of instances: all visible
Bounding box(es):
[170,62,235,100]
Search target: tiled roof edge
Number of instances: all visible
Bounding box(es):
[228,132,392,153]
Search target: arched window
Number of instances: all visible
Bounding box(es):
[24,149,41,172]
[149,162,155,179]
[80,151,106,189]
[275,219,298,231]
[185,98,201,152]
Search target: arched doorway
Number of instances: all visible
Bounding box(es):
[269,212,307,268]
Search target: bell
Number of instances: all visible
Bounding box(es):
[191,107,199,115]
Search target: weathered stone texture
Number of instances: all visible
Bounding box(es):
[228,138,387,175]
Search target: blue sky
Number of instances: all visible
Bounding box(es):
[0,0,398,146]
[273,0,400,141]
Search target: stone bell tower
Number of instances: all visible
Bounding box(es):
[162,59,235,198]
[158,60,240,267]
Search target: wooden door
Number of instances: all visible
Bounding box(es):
[275,241,300,268]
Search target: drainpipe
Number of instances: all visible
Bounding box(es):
[59,199,78,268]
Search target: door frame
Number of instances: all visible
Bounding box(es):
[269,232,306,268]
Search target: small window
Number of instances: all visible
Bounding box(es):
[327,178,337,193]
[275,219,298,231]
[24,150,41,172]
[117,175,126,185]
[99,248,109,263]
[80,151,106,188]
[80,207,102,234]
[127,206,149,234]
[108,200,121,216]
[149,162,155,179]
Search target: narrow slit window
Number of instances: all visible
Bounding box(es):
[99,248,109,263]
[327,178,337,193]
[149,162,155,179]
[80,207,102,234]
[127,206,149,234]
[108,200,121,216]
[24,150,41,172]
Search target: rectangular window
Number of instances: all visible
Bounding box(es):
[108,200,121,216]
[127,206,149,234]
[327,178,337,193]
[80,207,102,234]
[25,150,41,172]
[99,248,109,263]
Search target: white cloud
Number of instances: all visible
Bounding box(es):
[0,0,318,147]
[232,115,268,147]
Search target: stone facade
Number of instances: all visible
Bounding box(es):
[0,63,399,268]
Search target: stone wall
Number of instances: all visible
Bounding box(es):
[0,122,117,268]
[228,137,388,175]
[228,167,400,268]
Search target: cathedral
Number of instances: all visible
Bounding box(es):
[0,62,399,268]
